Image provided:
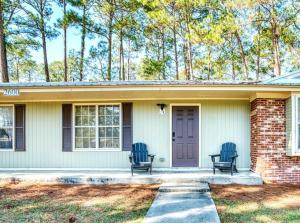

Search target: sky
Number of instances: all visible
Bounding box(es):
[31,4,95,64]
[29,3,295,76]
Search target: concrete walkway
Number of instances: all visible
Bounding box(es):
[143,182,221,223]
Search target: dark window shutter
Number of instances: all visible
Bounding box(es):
[62,104,72,152]
[15,105,26,151]
[122,103,133,151]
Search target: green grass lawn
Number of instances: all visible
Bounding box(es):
[211,184,300,223]
[0,182,158,223]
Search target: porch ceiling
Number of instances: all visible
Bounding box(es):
[0,84,295,102]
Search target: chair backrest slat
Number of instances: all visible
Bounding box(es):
[220,142,237,162]
[131,143,148,165]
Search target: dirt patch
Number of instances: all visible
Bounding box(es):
[211,184,300,209]
[0,182,158,207]
[0,182,159,223]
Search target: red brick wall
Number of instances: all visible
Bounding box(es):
[250,98,300,184]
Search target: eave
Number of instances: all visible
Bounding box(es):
[0,82,298,102]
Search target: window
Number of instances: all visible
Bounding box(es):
[0,106,13,150]
[74,105,96,149]
[74,104,121,150]
[296,97,300,151]
[98,105,120,149]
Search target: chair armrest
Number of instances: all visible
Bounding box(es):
[148,154,155,162]
[129,155,133,163]
[230,155,238,163]
[209,154,220,162]
[209,154,220,157]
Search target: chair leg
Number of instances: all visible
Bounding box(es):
[150,165,152,175]
[131,166,133,176]
[213,167,215,175]
[231,166,233,176]
[234,165,238,173]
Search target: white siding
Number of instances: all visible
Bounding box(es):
[133,102,170,167]
[0,100,250,169]
[0,103,130,168]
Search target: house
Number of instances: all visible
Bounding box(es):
[0,72,299,184]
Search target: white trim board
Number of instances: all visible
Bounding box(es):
[72,103,123,152]
[0,104,15,152]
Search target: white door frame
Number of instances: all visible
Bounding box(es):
[169,103,202,168]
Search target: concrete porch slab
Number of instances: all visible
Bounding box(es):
[0,169,263,185]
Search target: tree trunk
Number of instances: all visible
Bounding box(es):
[127,40,130,80]
[0,1,9,82]
[230,34,236,80]
[107,1,114,81]
[119,32,121,80]
[79,5,86,81]
[184,4,192,80]
[173,27,179,80]
[207,47,212,80]
[185,40,192,80]
[234,31,249,80]
[119,28,125,80]
[271,20,281,76]
[41,17,50,82]
[183,42,190,80]
[162,32,166,80]
[172,4,179,80]
[256,29,261,81]
[63,0,68,81]
[179,19,188,80]
[121,40,125,81]
[28,72,31,82]
[231,58,236,81]
[16,60,19,82]
[188,40,193,79]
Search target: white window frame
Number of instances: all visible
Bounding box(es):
[0,104,14,152]
[72,103,122,152]
[295,95,300,153]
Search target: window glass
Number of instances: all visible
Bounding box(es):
[298,98,300,149]
[0,106,13,150]
[75,105,96,149]
[98,105,120,149]
[74,104,121,150]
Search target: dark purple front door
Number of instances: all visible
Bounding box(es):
[172,106,199,167]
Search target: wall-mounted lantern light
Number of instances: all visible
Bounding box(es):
[157,104,167,115]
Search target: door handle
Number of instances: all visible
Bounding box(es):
[172,132,175,141]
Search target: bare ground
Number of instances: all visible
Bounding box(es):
[211,184,300,223]
[0,182,159,223]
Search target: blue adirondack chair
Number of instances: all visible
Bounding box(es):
[209,142,238,175]
[129,143,155,176]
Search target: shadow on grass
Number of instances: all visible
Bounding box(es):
[214,198,300,223]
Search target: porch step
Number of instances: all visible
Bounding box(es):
[158,182,210,193]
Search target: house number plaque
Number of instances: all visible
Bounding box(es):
[3,89,20,96]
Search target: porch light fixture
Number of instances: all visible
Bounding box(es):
[157,104,167,115]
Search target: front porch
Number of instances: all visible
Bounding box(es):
[0,169,262,185]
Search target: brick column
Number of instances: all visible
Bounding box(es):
[250,98,300,184]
